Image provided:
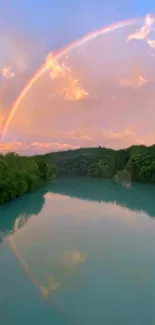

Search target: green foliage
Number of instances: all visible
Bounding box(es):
[42,145,155,185]
[88,158,115,177]
[126,153,155,183]
[1,143,155,206]
[0,153,57,205]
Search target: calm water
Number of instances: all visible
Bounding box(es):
[1,177,155,325]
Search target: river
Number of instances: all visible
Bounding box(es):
[1,176,155,325]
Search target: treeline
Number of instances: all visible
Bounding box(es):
[43,144,155,184]
[1,144,155,205]
[0,152,57,204]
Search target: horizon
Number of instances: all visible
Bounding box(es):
[1,143,154,157]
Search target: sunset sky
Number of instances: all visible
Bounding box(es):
[0,0,155,154]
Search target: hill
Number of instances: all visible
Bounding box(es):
[38,144,155,184]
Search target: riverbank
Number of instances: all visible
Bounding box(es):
[41,144,155,184]
[1,144,155,205]
[0,153,57,205]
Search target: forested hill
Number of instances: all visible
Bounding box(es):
[1,144,155,205]
[40,144,155,184]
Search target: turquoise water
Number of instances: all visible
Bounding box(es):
[1,177,155,324]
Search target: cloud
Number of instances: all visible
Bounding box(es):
[119,74,150,88]
[147,39,155,48]
[118,62,150,89]
[30,141,79,151]
[47,53,67,79]
[0,29,47,123]
[0,128,137,154]
[0,141,22,152]
[0,33,29,78]
[127,13,155,50]
[70,135,94,141]
[60,76,88,100]
[46,52,88,101]
[66,128,136,142]
[1,23,155,152]
[0,141,79,154]
[101,128,136,140]
[127,13,154,42]
[55,127,138,150]
[0,66,15,79]
[30,142,54,149]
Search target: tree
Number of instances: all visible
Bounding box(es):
[0,153,57,205]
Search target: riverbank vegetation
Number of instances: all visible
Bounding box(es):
[42,144,155,184]
[1,144,155,205]
[0,153,57,204]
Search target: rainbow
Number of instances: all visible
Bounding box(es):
[1,17,143,138]
[6,236,76,323]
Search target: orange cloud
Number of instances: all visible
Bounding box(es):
[60,76,88,100]
[47,53,67,79]
[46,52,88,101]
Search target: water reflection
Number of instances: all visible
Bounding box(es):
[51,177,155,218]
[0,186,47,236]
[1,177,155,324]
[1,177,155,238]
[62,250,86,269]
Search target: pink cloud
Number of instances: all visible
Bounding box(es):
[0,141,22,152]
[119,75,150,88]
[0,141,79,154]
[1,21,155,152]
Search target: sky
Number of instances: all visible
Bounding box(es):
[0,0,155,154]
